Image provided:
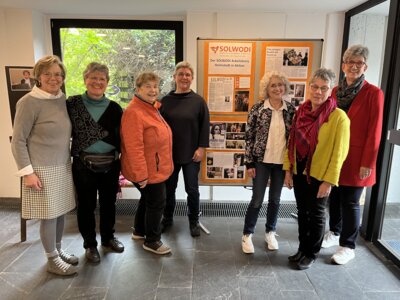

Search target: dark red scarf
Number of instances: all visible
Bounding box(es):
[288,96,336,182]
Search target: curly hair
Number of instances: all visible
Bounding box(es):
[259,71,290,99]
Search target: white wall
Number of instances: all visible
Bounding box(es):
[0,8,345,200]
[348,14,387,86]
[0,8,37,198]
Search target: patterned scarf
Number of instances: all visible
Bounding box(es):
[288,96,337,182]
[336,74,365,112]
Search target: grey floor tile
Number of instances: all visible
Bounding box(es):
[25,273,77,300]
[239,275,280,300]
[156,287,191,300]
[108,258,161,300]
[236,251,273,277]
[0,242,31,272]
[280,290,320,300]
[0,276,26,300]
[159,256,194,288]
[60,287,108,300]
[305,264,364,300]
[346,262,400,292]
[192,251,240,299]
[364,291,400,299]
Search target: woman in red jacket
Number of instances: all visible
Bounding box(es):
[120,72,174,255]
[321,45,384,265]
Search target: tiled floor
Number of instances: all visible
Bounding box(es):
[0,208,400,300]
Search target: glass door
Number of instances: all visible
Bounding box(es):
[380,112,400,260]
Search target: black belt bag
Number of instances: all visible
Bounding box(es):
[80,151,116,173]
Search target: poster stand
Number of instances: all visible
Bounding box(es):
[197,38,323,186]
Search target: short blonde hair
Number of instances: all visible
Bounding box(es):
[135,72,160,88]
[33,55,66,82]
[259,71,290,99]
[174,61,194,77]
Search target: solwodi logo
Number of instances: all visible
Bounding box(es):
[210,45,251,54]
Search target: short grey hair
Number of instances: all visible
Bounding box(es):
[343,45,369,63]
[174,61,194,77]
[135,72,160,88]
[310,68,336,88]
[259,71,290,99]
[83,62,110,81]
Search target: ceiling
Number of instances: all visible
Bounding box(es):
[0,0,380,16]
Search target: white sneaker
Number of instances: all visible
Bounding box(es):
[265,231,279,250]
[321,231,339,248]
[47,256,78,276]
[242,234,254,254]
[331,246,355,265]
[58,249,79,265]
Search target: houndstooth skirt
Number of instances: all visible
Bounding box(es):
[21,163,76,219]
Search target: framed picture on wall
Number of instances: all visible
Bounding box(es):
[7,67,35,91]
[5,66,34,125]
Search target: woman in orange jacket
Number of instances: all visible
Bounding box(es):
[120,72,173,255]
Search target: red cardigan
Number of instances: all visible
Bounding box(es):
[332,81,384,187]
[120,96,173,184]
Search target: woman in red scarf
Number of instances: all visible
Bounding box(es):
[283,68,350,270]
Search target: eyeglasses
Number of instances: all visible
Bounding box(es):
[310,84,330,93]
[270,83,285,89]
[42,72,64,78]
[87,76,107,82]
[344,61,366,68]
[176,72,192,77]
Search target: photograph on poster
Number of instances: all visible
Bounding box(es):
[205,151,246,180]
[234,91,249,112]
[283,48,308,66]
[209,123,226,148]
[285,81,306,108]
[226,122,245,133]
[8,67,35,91]
[209,121,246,149]
[265,46,310,79]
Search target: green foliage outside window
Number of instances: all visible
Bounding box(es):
[61,28,176,108]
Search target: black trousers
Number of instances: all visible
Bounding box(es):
[293,173,328,259]
[164,161,200,223]
[72,157,120,248]
[328,185,364,249]
[133,182,166,243]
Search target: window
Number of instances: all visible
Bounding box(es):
[51,19,183,107]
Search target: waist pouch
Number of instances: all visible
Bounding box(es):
[80,151,116,173]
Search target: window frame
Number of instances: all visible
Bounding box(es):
[51,19,183,63]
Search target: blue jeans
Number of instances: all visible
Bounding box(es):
[243,162,285,234]
[328,186,363,249]
[164,161,200,223]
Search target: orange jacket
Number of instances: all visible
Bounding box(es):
[120,96,173,184]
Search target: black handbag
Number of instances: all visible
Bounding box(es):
[80,152,116,173]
